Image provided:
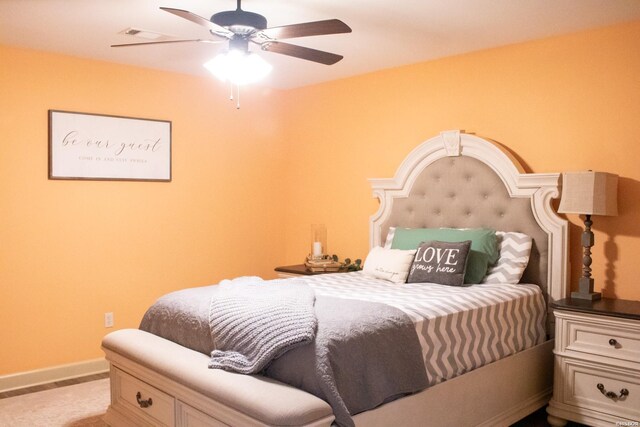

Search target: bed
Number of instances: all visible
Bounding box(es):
[101,130,570,427]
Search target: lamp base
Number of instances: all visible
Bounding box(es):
[571,277,602,301]
[571,290,602,301]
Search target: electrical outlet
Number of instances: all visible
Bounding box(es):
[104,312,114,328]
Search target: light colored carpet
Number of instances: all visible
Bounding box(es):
[0,379,109,427]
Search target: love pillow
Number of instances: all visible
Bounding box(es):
[407,240,472,286]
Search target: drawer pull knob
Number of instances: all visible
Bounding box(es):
[596,383,629,400]
[136,392,153,408]
[608,338,618,347]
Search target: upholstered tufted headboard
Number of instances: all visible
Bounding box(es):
[369,131,569,307]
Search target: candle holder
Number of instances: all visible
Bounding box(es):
[304,224,342,272]
[310,224,327,260]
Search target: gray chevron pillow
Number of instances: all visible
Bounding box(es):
[383,227,396,249]
[481,231,532,284]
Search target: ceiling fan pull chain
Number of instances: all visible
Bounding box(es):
[228,83,240,109]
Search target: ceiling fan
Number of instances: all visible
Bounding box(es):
[111,0,352,66]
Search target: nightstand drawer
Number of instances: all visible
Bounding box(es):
[113,368,176,426]
[559,311,640,364]
[561,358,640,422]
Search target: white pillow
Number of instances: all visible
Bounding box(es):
[481,231,532,284]
[363,246,416,284]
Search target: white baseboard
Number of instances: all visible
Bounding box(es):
[0,358,109,393]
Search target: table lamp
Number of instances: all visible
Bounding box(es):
[558,171,618,300]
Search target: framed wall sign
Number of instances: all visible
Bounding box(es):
[48,110,172,181]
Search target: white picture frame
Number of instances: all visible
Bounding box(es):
[48,110,172,181]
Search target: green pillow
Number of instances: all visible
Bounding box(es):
[391,228,498,284]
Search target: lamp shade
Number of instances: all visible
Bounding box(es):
[558,171,618,216]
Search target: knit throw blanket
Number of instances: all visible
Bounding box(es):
[208,277,317,374]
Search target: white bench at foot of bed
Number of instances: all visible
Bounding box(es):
[102,329,553,427]
[102,329,334,427]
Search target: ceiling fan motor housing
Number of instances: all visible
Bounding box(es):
[229,37,249,52]
[212,10,267,34]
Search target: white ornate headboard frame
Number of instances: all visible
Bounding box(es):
[369,131,569,328]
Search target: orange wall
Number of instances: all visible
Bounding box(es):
[0,45,288,375]
[281,20,640,302]
[2,20,640,376]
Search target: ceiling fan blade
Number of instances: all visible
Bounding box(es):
[257,19,351,40]
[159,7,233,38]
[261,41,343,65]
[111,39,221,48]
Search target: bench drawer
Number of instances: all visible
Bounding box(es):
[113,368,175,426]
[176,401,230,427]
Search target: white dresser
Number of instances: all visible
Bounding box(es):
[547,298,640,427]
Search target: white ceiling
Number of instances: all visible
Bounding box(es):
[2,0,640,89]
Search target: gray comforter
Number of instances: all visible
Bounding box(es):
[140,280,428,427]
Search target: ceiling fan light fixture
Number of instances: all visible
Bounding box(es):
[203,50,272,85]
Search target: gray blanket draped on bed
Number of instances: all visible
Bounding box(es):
[208,277,317,373]
[140,279,428,427]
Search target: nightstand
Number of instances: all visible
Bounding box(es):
[547,298,640,427]
[274,264,345,278]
